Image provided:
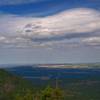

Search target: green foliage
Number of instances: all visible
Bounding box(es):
[41,86,63,100]
[0,69,35,100]
[14,90,34,100]
[52,88,64,100]
[41,86,53,100]
[0,69,100,100]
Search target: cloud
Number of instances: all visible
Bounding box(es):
[82,37,100,46]
[0,8,100,48]
[22,8,100,38]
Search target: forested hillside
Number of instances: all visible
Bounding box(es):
[0,68,100,100]
[0,69,63,100]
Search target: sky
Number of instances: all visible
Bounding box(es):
[0,0,100,64]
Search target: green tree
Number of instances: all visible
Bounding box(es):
[41,86,53,100]
[41,86,64,100]
[51,88,64,100]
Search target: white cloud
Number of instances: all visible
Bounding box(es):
[82,37,100,46]
[21,8,100,39]
[0,8,100,48]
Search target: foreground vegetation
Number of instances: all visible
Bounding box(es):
[0,69,100,100]
[0,69,64,100]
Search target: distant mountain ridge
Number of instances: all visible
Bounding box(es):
[0,63,100,68]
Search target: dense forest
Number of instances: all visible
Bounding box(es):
[0,69,64,100]
[0,69,100,100]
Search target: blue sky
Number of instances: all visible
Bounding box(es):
[0,0,100,64]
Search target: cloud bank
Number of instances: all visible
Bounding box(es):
[0,8,100,48]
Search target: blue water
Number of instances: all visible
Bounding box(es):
[6,66,100,80]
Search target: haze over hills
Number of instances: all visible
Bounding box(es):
[0,63,100,69]
[38,63,100,68]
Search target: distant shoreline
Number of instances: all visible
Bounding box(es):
[0,63,100,69]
